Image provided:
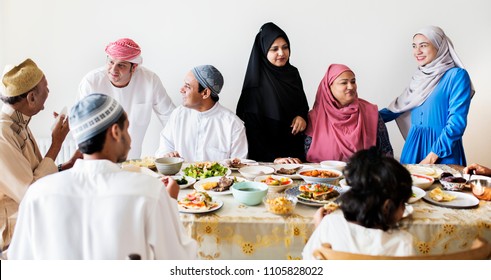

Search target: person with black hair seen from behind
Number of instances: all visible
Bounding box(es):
[302,147,414,259]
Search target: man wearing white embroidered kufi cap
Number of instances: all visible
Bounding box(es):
[8,94,197,260]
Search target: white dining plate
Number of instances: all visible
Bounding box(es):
[171,175,196,189]
[409,186,426,203]
[405,164,443,179]
[422,190,479,209]
[403,204,414,218]
[285,185,341,207]
[272,164,309,179]
[178,198,223,214]
[221,158,259,170]
[193,176,248,195]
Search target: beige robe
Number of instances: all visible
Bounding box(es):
[0,105,57,252]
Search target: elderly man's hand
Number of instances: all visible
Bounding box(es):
[51,113,70,147]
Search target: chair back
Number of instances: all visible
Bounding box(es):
[313,237,491,260]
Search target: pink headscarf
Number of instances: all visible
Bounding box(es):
[105,38,142,64]
[305,64,379,162]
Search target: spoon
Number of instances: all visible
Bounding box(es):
[466,169,474,185]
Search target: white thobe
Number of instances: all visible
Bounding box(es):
[79,66,176,159]
[155,103,248,162]
[302,211,414,260]
[0,105,57,251]
[8,160,197,260]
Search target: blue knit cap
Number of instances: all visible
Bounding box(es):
[69,94,124,145]
[191,65,223,96]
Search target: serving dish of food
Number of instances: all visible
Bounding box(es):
[297,168,342,184]
[171,175,196,189]
[272,164,308,179]
[286,183,341,207]
[263,193,297,215]
[121,156,157,171]
[405,164,444,179]
[254,175,293,193]
[177,191,223,213]
[221,158,258,170]
[409,186,426,203]
[193,175,247,195]
[422,187,479,209]
[183,161,230,180]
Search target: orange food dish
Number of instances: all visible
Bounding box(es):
[300,169,339,178]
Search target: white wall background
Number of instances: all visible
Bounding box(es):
[1,0,490,166]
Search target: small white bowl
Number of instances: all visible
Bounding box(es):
[440,176,466,191]
[171,175,196,189]
[254,175,293,193]
[297,168,343,184]
[320,160,347,172]
[238,165,275,180]
[411,174,435,190]
[155,157,184,175]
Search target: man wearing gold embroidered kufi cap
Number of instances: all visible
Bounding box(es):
[0,58,80,255]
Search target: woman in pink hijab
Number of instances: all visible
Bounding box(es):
[305,64,392,162]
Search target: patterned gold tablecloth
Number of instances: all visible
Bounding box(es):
[178,164,491,259]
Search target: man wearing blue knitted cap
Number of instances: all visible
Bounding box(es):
[156,65,248,162]
[9,94,197,259]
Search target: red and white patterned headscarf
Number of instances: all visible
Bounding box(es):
[105,38,142,64]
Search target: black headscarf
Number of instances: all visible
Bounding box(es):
[237,22,309,161]
[237,22,308,122]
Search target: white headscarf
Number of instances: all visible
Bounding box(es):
[387,26,475,139]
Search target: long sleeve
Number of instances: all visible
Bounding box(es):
[431,69,471,159]
[155,113,176,158]
[150,191,197,259]
[151,75,176,128]
[376,114,393,157]
[379,108,402,123]
[0,130,56,203]
[229,119,248,159]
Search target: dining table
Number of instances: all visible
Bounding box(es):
[177,163,491,260]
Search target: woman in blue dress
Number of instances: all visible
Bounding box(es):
[380,26,474,165]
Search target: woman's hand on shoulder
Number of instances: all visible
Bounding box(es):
[291,116,307,135]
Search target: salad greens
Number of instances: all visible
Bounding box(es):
[183,162,229,179]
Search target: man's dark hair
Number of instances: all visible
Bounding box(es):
[77,113,127,154]
[198,83,219,102]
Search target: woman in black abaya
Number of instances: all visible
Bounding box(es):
[237,22,309,162]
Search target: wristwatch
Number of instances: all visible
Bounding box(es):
[58,164,63,172]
